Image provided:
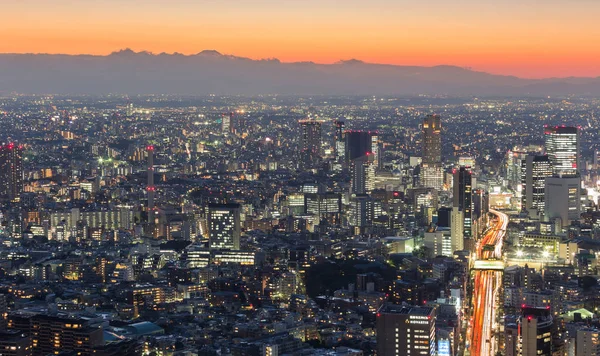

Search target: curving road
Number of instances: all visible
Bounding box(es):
[467,209,508,356]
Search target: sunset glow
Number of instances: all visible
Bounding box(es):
[3,0,600,78]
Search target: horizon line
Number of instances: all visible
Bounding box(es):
[2,48,598,81]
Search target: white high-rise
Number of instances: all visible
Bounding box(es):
[544,126,579,177]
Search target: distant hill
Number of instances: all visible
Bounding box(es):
[0,49,599,96]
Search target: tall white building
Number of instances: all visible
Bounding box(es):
[544,126,579,177]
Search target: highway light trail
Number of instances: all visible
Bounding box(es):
[468,209,507,356]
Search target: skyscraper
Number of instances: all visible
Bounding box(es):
[350,153,375,195]
[208,203,241,250]
[376,304,437,356]
[146,145,155,211]
[517,307,553,356]
[422,114,441,164]
[345,130,381,169]
[221,112,233,134]
[521,155,553,212]
[334,120,345,167]
[420,114,443,190]
[298,119,322,170]
[453,167,472,238]
[0,143,23,202]
[544,126,579,177]
[545,176,581,227]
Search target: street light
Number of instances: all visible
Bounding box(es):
[542,250,550,259]
[516,250,523,258]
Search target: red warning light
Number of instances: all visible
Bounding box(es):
[146,145,154,151]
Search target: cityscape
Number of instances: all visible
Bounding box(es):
[0,94,599,355]
[3,1,600,356]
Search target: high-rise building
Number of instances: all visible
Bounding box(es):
[345,130,381,169]
[304,193,342,224]
[545,176,581,227]
[453,167,472,238]
[208,203,241,250]
[420,115,443,190]
[298,119,322,170]
[334,120,346,167]
[221,112,233,134]
[544,126,579,177]
[521,155,553,212]
[350,154,375,195]
[577,328,600,356]
[376,304,436,356]
[520,307,553,356]
[450,207,464,249]
[422,115,441,164]
[0,143,23,202]
[348,194,376,228]
[146,145,155,211]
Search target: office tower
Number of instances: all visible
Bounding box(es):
[437,207,452,228]
[221,112,233,134]
[146,145,155,211]
[453,167,472,238]
[506,149,528,189]
[208,203,241,250]
[304,193,342,224]
[298,119,322,170]
[545,176,581,227]
[420,114,443,190]
[424,228,454,257]
[520,307,553,356]
[577,328,600,356]
[348,194,376,228]
[471,189,489,223]
[125,101,134,116]
[345,130,381,168]
[376,304,436,356]
[0,143,23,202]
[350,154,375,195]
[450,207,464,249]
[521,155,553,212]
[544,126,579,176]
[334,120,346,167]
[110,112,120,135]
[370,131,382,169]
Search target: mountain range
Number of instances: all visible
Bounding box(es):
[0,49,599,96]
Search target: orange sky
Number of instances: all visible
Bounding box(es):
[2,0,600,78]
